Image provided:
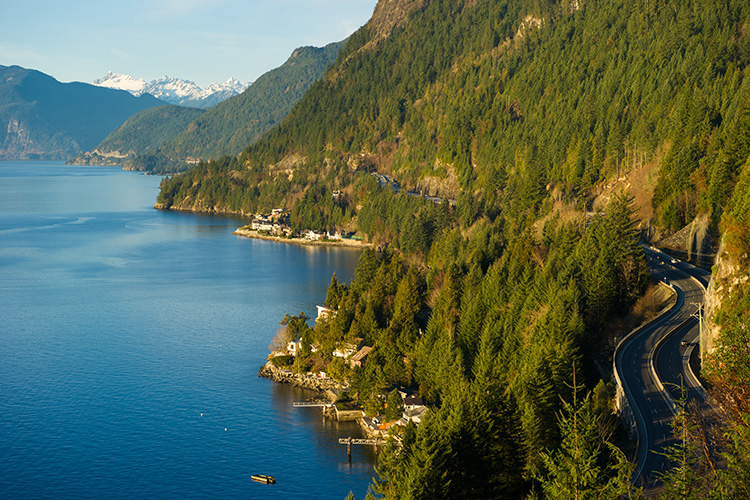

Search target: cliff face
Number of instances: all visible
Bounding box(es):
[703,231,749,358]
[703,239,724,360]
[369,0,430,41]
[658,213,716,268]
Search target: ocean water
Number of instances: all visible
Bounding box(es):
[0,162,376,500]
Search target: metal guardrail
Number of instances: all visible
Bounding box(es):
[617,247,713,485]
[612,280,679,484]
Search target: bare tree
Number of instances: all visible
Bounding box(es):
[268,326,291,355]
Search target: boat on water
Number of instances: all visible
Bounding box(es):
[251,474,276,484]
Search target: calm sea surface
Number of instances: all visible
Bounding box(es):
[0,162,375,500]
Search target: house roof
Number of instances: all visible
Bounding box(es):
[350,346,372,363]
[404,394,424,407]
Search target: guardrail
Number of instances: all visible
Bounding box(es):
[612,280,678,484]
[649,315,695,417]
[617,247,712,484]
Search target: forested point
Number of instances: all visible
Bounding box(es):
[156,0,750,498]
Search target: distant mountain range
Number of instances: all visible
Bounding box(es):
[73,40,345,172]
[93,72,250,109]
[0,65,164,160]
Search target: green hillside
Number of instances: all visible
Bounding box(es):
[0,65,164,160]
[125,40,345,173]
[71,105,204,166]
[159,0,750,237]
[157,0,750,497]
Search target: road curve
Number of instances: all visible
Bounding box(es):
[614,248,710,493]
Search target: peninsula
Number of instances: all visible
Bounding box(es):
[232,227,371,248]
[232,209,372,248]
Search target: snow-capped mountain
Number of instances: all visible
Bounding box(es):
[92,72,250,109]
[93,72,147,93]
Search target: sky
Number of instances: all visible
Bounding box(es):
[1,0,378,87]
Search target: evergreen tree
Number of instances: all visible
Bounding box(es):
[537,379,641,500]
[384,389,405,423]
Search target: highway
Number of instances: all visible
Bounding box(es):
[614,247,712,494]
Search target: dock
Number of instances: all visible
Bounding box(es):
[292,401,334,408]
[338,436,388,461]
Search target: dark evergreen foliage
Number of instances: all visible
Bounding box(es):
[154,0,750,497]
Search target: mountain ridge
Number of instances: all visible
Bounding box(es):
[0,64,165,160]
[73,40,347,172]
[93,72,250,108]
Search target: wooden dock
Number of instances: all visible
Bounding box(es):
[337,438,387,446]
[292,401,333,408]
[338,436,388,461]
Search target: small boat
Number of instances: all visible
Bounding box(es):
[251,474,276,484]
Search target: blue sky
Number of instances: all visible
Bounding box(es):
[1,0,377,87]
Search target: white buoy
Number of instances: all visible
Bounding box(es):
[224,428,227,431]
[200,413,203,417]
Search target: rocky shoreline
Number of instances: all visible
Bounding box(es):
[258,361,345,396]
[233,228,372,248]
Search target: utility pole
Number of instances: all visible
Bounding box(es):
[690,302,703,348]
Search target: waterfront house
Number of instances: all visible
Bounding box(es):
[287,340,302,357]
[403,393,424,410]
[316,305,336,323]
[332,338,362,359]
[398,405,428,426]
[304,230,324,241]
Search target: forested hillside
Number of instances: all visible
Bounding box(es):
[157,0,750,498]
[70,105,204,166]
[158,0,750,235]
[0,65,164,160]
[123,41,345,173]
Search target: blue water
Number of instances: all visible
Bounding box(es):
[0,162,376,500]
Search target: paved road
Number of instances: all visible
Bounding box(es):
[614,248,711,494]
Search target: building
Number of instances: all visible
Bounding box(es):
[316,305,336,323]
[403,393,424,410]
[287,340,302,357]
[332,338,362,359]
[304,230,325,241]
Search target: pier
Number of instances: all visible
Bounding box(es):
[338,436,387,461]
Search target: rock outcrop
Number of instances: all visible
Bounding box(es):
[258,361,345,393]
[658,213,715,268]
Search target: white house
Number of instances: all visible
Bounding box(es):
[287,340,302,357]
[316,305,336,323]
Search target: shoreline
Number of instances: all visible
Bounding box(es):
[258,361,344,395]
[233,227,373,248]
[259,362,383,434]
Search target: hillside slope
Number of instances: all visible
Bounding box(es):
[157,1,750,497]
[0,65,164,160]
[158,0,750,238]
[120,40,346,173]
[70,105,204,166]
[161,41,345,160]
